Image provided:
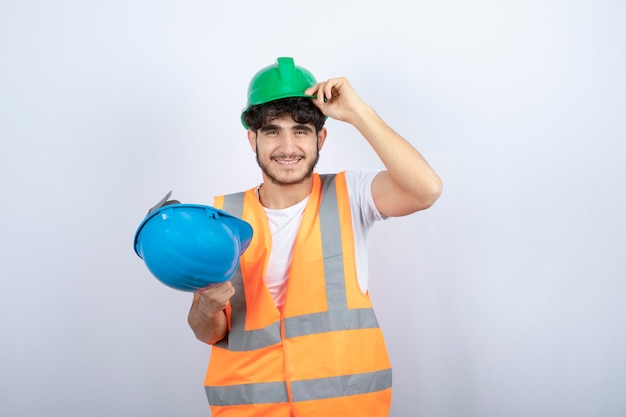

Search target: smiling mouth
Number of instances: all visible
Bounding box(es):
[273,157,303,165]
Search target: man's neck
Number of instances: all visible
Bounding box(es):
[258,176,314,210]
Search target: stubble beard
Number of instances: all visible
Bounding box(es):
[256,149,320,187]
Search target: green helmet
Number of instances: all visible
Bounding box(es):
[241,57,317,129]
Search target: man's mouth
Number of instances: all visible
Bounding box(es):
[273,157,303,165]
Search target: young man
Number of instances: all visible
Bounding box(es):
[188,57,442,416]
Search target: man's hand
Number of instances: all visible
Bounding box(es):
[305,77,368,124]
[188,281,235,344]
[196,281,235,314]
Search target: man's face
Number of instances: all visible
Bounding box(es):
[249,114,326,186]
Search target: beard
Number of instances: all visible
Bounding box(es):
[256,148,320,187]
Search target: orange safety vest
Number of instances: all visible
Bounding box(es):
[205,172,392,417]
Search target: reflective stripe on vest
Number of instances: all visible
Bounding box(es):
[206,380,288,406]
[207,368,392,406]
[207,174,391,408]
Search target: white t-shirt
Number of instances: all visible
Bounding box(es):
[262,169,384,310]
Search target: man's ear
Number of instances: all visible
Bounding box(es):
[317,127,328,151]
[247,129,257,153]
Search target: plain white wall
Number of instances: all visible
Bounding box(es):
[1,1,625,416]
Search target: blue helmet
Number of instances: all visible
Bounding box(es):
[133,194,253,292]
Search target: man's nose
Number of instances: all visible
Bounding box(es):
[279,134,299,153]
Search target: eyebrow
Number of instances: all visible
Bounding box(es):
[260,124,314,133]
[292,124,314,133]
[260,124,280,132]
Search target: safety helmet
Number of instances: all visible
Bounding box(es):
[241,57,318,128]
[133,196,253,292]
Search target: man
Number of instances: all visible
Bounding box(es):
[188,57,442,416]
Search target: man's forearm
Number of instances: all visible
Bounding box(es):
[352,105,443,212]
[188,305,228,345]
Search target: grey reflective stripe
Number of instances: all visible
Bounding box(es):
[206,381,289,406]
[206,369,391,406]
[216,193,282,351]
[284,308,379,338]
[221,192,245,219]
[291,369,392,402]
[318,174,349,309]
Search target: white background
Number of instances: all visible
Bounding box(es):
[1,1,625,416]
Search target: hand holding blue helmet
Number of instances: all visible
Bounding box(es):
[133,192,253,292]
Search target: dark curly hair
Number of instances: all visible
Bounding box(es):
[242,97,326,132]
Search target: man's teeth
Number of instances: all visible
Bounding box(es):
[276,158,300,164]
